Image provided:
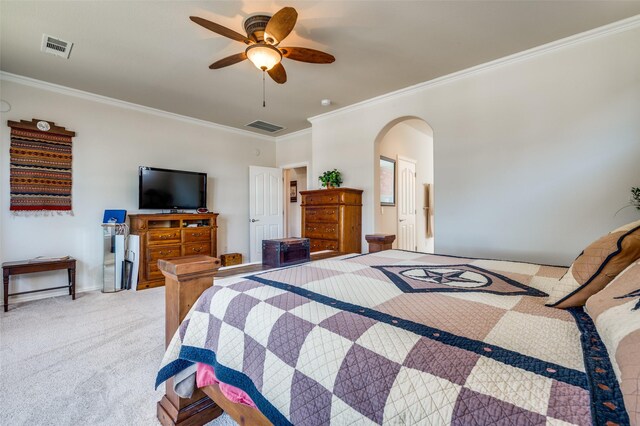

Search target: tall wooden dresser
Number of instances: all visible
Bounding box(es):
[300,188,363,253]
[129,213,218,289]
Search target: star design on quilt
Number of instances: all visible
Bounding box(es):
[614,289,640,311]
[373,264,547,296]
[406,269,486,286]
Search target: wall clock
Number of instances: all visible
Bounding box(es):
[37,120,51,131]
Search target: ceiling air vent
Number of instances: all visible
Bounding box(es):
[41,34,73,59]
[246,120,285,133]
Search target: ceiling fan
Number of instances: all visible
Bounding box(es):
[190,7,335,85]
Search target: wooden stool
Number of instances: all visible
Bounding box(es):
[365,234,396,253]
[3,258,76,312]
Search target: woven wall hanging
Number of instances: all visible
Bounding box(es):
[7,119,76,216]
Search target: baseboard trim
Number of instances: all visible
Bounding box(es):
[7,284,103,305]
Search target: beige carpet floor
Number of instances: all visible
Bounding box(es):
[0,288,236,426]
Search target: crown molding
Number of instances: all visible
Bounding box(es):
[275,127,311,143]
[308,14,640,124]
[0,71,275,141]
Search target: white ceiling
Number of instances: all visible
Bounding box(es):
[2,1,639,136]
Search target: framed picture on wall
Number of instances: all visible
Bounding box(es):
[380,156,396,206]
[290,180,298,203]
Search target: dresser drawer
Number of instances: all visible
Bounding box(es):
[305,222,339,240]
[148,229,181,244]
[303,193,341,205]
[148,245,182,261]
[310,239,339,252]
[182,242,211,256]
[147,261,163,280]
[304,207,339,223]
[182,228,211,243]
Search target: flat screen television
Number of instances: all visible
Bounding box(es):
[138,166,207,210]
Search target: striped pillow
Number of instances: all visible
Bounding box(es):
[585,260,640,425]
[546,220,640,308]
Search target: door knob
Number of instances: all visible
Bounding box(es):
[399,219,406,222]
[251,219,260,223]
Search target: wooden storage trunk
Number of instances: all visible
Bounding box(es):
[220,252,242,267]
[262,238,310,268]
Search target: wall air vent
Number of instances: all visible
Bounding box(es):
[246,120,285,133]
[41,34,73,59]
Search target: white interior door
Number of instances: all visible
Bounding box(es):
[397,157,417,251]
[249,166,283,262]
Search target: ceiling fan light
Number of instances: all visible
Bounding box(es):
[246,44,282,71]
[264,32,277,45]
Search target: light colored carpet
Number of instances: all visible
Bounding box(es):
[0,288,237,426]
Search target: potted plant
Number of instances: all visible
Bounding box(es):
[616,187,640,215]
[319,169,343,189]
[630,187,640,210]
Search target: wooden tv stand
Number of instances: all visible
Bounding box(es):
[129,213,218,290]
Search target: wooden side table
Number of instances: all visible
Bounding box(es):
[2,258,76,312]
[365,234,396,253]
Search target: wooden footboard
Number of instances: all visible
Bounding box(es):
[158,255,271,426]
[201,383,272,425]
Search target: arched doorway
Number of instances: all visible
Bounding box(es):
[374,117,434,253]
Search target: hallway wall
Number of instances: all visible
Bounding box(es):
[376,120,434,252]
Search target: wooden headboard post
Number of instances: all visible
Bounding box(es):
[157,255,222,426]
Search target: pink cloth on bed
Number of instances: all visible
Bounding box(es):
[196,362,257,408]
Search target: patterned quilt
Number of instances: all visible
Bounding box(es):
[156,250,629,425]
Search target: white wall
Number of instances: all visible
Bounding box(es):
[310,25,640,265]
[376,120,434,252]
[277,129,312,240]
[285,167,307,237]
[276,129,312,174]
[0,79,275,300]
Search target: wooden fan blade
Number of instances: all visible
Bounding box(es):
[209,52,247,69]
[280,47,335,64]
[267,63,287,84]
[264,7,298,44]
[190,16,252,44]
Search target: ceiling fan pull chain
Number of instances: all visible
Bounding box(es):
[262,70,266,107]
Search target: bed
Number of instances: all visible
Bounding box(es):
[155,250,632,425]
